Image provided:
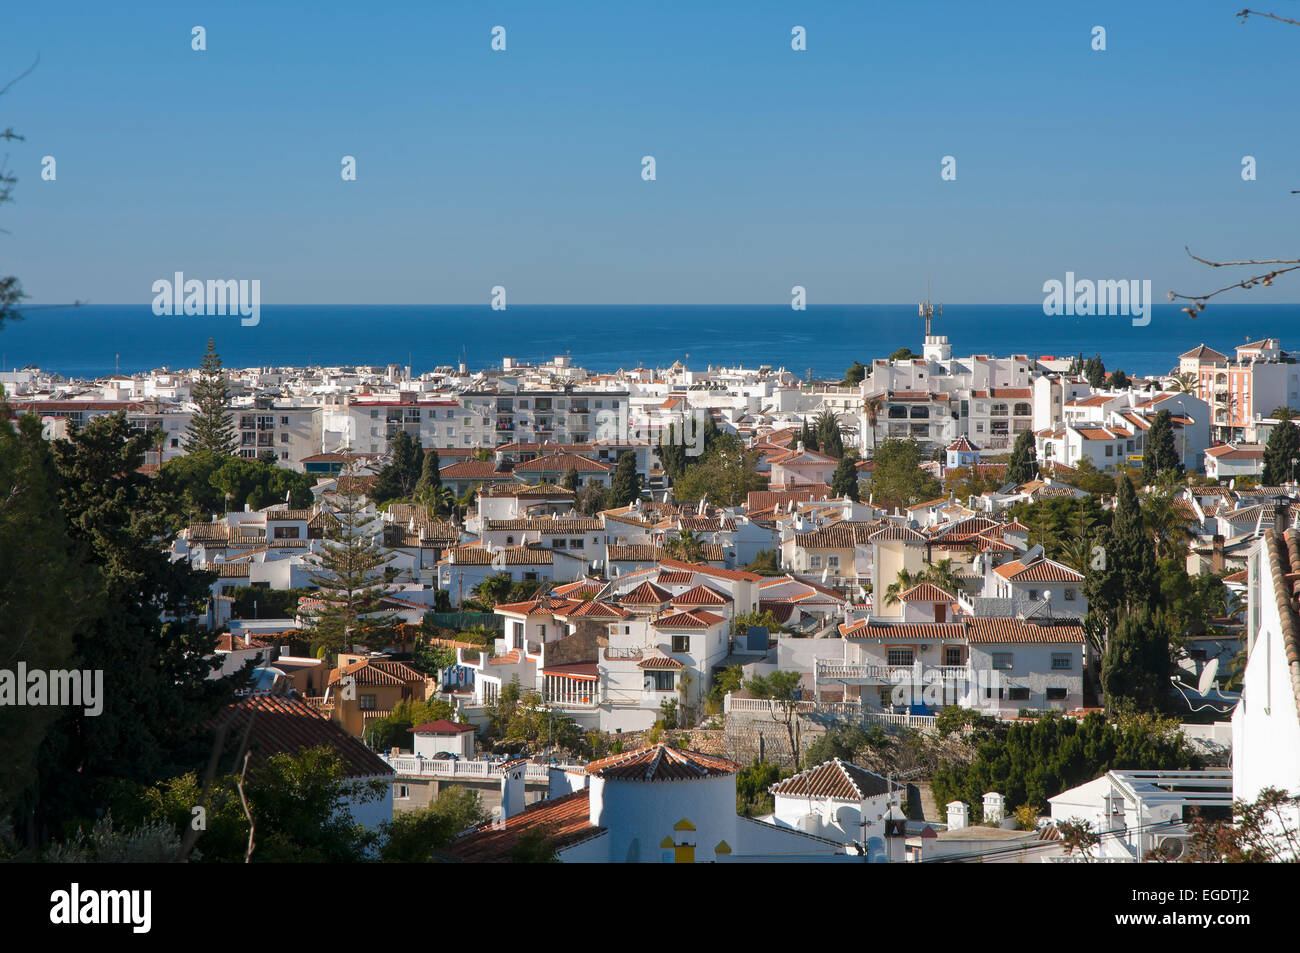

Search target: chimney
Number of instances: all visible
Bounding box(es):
[1212,534,1224,573]
[982,792,1005,825]
[946,801,969,831]
[500,761,527,820]
[1275,497,1291,534]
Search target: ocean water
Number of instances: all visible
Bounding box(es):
[3,303,1299,380]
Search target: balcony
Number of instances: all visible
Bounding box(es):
[815,660,970,683]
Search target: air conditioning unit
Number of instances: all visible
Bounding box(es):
[1151,833,1190,861]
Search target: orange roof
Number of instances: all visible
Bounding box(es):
[446,790,601,862]
[584,744,740,781]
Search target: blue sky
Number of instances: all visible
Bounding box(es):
[2,0,1297,305]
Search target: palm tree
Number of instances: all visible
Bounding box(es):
[1141,488,1196,560]
[1172,371,1198,395]
[665,529,706,563]
[882,568,922,606]
[863,396,884,456]
[882,560,962,606]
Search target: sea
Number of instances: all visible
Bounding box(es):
[3,303,1299,380]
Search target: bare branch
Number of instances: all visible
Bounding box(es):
[1167,246,1300,314]
[1237,8,1300,27]
[0,54,39,99]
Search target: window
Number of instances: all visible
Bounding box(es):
[280,433,289,443]
[827,555,840,570]
[1028,589,1039,600]
[1045,687,1067,701]
[1008,687,1030,701]
[992,652,1013,670]
[395,784,410,799]
[1064,588,1077,601]
[944,647,963,666]
[281,416,290,425]
[273,526,300,540]
[809,555,822,570]
[551,538,566,548]
[671,635,691,653]
[645,671,675,692]
[887,647,915,666]
[1051,653,1073,670]
[1105,445,1114,457]
[359,694,377,710]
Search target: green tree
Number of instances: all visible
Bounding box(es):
[301,467,401,660]
[0,409,97,834]
[38,412,242,838]
[373,430,424,503]
[184,339,237,455]
[842,361,866,386]
[1141,410,1183,485]
[889,347,915,362]
[664,529,706,562]
[868,438,942,507]
[1108,369,1130,390]
[814,409,844,458]
[744,671,805,768]
[1006,429,1038,485]
[1262,419,1300,485]
[1084,355,1106,389]
[831,455,860,501]
[414,448,442,503]
[1102,609,1173,714]
[561,466,580,492]
[1268,406,1300,421]
[606,451,641,507]
[671,434,766,506]
[377,786,488,861]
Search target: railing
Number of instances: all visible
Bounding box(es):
[723,693,938,731]
[815,661,971,682]
[381,755,554,782]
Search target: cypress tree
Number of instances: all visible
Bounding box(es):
[184,339,237,455]
[1006,429,1038,485]
[1141,409,1182,485]
[831,456,860,501]
[607,451,641,507]
[561,466,580,492]
[415,447,442,497]
[1101,609,1171,713]
[1262,419,1300,485]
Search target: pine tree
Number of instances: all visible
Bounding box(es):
[39,412,240,834]
[302,468,402,660]
[1262,419,1300,485]
[1006,430,1038,485]
[184,339,237,455]
[0,409,97,832]
[1141,410,1182,485]
[831,456,860,501]
[607,451,641,507]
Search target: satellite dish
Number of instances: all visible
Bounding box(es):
[1197,657,1220,696]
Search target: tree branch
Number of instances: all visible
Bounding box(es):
[1167,246,1300,314]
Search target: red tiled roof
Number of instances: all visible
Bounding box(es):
[898,582,957,603]
[584,744,740,781]
[770,759,903,800]
[652,609,725,628]
[446,789,601,862]
[621,580,673,605]
[213,696,393,779]
[992,557,1084,583]
[670,584,732,607]
[413,719,477,734]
